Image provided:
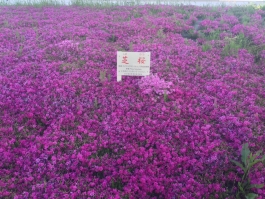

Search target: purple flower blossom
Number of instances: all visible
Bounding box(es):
[0,5,265,199]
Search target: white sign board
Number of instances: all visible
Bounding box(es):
[117,51,150,81]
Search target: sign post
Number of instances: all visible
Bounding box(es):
[117,51,151,82]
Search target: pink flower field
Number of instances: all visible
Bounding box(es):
[0,4,265,199]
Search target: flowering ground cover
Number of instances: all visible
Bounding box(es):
[0,4,265,199]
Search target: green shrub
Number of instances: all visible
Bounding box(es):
[202,30,221,41]
[222,33,265,62]
[222,33,251,56]
[230,143,265,199]
[202,44,212,52]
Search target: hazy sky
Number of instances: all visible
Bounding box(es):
[3,0,265,6]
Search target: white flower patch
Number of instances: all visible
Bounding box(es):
[56,40,80,51]
[138,74,174,95]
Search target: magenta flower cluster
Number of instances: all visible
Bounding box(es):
[0,5,265,199]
